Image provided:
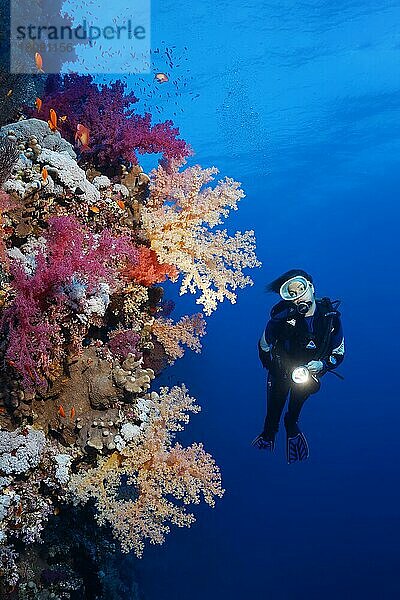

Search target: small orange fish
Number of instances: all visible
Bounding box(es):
[70,406,75,419]
[41,167,48,182]
[35,52,44,73]
[35,97,42,111]
[48,108,57,132]
[89,206,100,213]
[59,115,68,122]
[75,123,90,150]
[58,405,66,418]
[117,199,125,210]
[6,89,12,98]
[155,72,168,83]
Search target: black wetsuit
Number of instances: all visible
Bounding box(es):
[257,297,345,438]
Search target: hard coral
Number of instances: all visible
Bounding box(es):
[0,428,46,475]
[113,354,155,395]
[37,149,99,204]
[0,118,76,158]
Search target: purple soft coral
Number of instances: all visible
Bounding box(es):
[32,74,192,172]
[108,329,141,361]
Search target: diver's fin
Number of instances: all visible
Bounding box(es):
[252,433,275,451]
[286,432,309,464]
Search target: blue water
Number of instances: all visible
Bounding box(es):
[126,1,399,598]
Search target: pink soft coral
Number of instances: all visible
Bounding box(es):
[1,216,139,389]
[45,216,138,292]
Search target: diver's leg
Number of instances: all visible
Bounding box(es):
[286,388,310,426]
[284,388,310,463]
[263,372,289,438]
[253,372,289,450]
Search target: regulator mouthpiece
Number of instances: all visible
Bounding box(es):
[296,301,312,315]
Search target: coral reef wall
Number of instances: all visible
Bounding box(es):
[0,73,261,597]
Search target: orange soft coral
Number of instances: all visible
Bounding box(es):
[123,246,179,287]
[142,159,262,315]
[151,312,206,363]
[69,384,224,557]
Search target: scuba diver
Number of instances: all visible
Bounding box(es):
[252,269,345,463]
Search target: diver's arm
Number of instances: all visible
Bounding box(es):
[321,317,345,371]
[258,320,280,369]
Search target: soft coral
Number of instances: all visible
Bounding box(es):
[123,246,179,287]
[32,74,192,172]
[1,216,139,389]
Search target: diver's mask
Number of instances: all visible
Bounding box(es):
[279,276,313,315]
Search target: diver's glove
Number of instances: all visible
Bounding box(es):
[305,360,324,374]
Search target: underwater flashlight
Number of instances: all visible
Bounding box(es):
[291,365,321,394]
[291,366,310,384]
